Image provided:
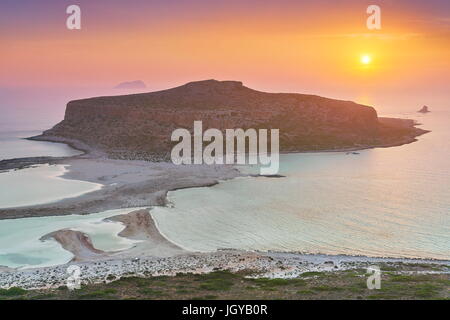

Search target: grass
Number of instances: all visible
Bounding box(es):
[0,287,27,297]
[390,274,430,282]
[2,267,448,300]
[299,271,325,277]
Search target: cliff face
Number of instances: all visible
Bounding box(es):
[39,80,424,159]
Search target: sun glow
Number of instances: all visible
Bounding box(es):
[360,54,372,65]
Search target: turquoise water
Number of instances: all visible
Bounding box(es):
[0,164,102,209]
[0,126,140,269]
[0,209,143,269]
[151,111,450,260]
[0,122,132,269]
[0,129,100,209]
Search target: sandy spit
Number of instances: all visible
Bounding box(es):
[39,209,185,263]
[40,230,108,262]
[0,157,242,220]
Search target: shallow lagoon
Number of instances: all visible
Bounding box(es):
[0,209,143,269]
[0,164,102,209]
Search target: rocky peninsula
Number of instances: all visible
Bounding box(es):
[31,80,428,160]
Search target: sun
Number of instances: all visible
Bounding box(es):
[360,54,372,65]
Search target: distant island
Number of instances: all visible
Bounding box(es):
[32,80,429,160]
[114,80,147,89]
[418,106,431,113]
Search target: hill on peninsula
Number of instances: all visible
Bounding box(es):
[34,80,428,160]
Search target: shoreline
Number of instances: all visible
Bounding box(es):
[1,206,448,270]
[1,247,448,290]
[0,208,448,289]
[1,114,429,171]
[0,147,394,220]
[32,116,430,153]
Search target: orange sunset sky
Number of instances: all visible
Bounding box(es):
[0,0,449,106]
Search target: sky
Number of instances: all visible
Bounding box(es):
[0,0,449,119]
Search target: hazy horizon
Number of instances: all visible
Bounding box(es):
[1,0,449,132]
[1,1,448,91]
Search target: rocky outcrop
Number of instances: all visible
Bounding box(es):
[35,80,428,159]
[418,106,430,113]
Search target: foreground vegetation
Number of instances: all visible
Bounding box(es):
[1,263,448,300]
